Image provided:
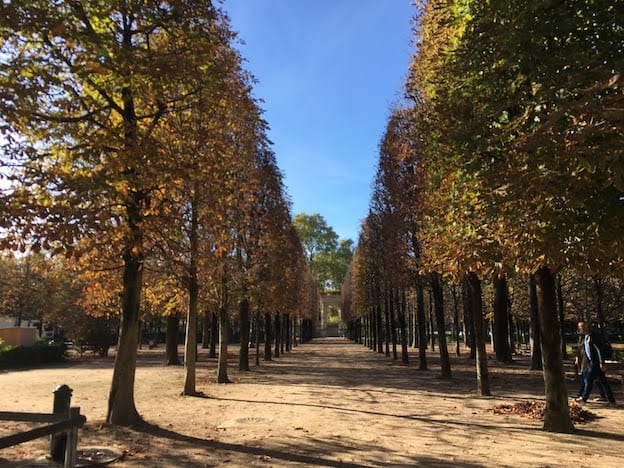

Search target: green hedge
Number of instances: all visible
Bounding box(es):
[0,342,67,368]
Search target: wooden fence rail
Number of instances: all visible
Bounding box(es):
[0,407,86,467]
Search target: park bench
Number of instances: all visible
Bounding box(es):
[74,341,110,357]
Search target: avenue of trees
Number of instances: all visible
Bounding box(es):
[343,0,624,433]
[0,1,318,426]
[2,0,623,439]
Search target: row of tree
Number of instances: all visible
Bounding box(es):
[343,0,624,433]
[0,1,317,426]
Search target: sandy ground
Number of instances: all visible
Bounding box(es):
[1,337,623,467]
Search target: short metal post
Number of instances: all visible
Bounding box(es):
[50,384,72,462]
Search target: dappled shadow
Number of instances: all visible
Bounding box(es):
[133,421,490,467]
[135,421,370,467]
[574,427,624,442]
[207,394,538,433]
[235,338,551,399]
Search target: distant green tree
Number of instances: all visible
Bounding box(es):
[293,213,338,262]
[293,213,353,291]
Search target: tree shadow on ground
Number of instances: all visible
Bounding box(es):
[134,421,488,467]
[135,421,370,467]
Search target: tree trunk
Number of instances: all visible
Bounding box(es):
[370,309,375,351]
[182,279,199,395]
[428,291,435,351]
[274,313,281,358]
[239,298,250,371]
[451,284,461,356]
[255,310,261,366]
[376,303,383,354]
[209,311,218,359]
[399,290,409,364]
[493,273,512,363]
[416,276,427,370]
[556,274,566,357]
[431,272,451,378]
[216,308,230,383]
[384,295,391,357]
[280,314,286,354]
[529,274,543,370]
[462,275,475,358]
[106,250,142,425]
[389,292,398,360]
[201,313,210,349]
[164,315,181,366]
[293,315,298,347]
[411,297,417,348]
[286,314,292,352]
[534,266,573,433]
[468,272,490,396]
[508,309,516,355]
[263,312,272,361]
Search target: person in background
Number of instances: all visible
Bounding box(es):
[574,321,616,406]
[575,322,607,402]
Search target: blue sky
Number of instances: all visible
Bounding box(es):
[221,1,416,242]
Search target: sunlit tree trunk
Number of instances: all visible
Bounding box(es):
[468,272,490,396]
[106,195,143,425]
[450,284,461,356]
[535,266,573,433]
[428,291,435,352]
[107,249,142,424]
[431,272,451,378]
[217,307,230,383]
[416,276,428,370]
[182,190,200,396]
[529,274,543,370]
[462,275,475,359]
[182,277,199,395]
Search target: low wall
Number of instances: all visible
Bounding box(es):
[0,328,37,347]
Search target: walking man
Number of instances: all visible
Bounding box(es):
[574,321,616,406]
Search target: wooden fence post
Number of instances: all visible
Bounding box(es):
[50,384,72,462]
[64,407,80,468]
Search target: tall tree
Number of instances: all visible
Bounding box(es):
[0,0,241,425]
[409,0,624,432]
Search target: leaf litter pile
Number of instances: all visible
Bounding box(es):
[490,401,599,424]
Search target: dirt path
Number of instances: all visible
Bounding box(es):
[1,337,623,467]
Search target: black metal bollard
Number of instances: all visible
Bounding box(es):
[50,384,72,462]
